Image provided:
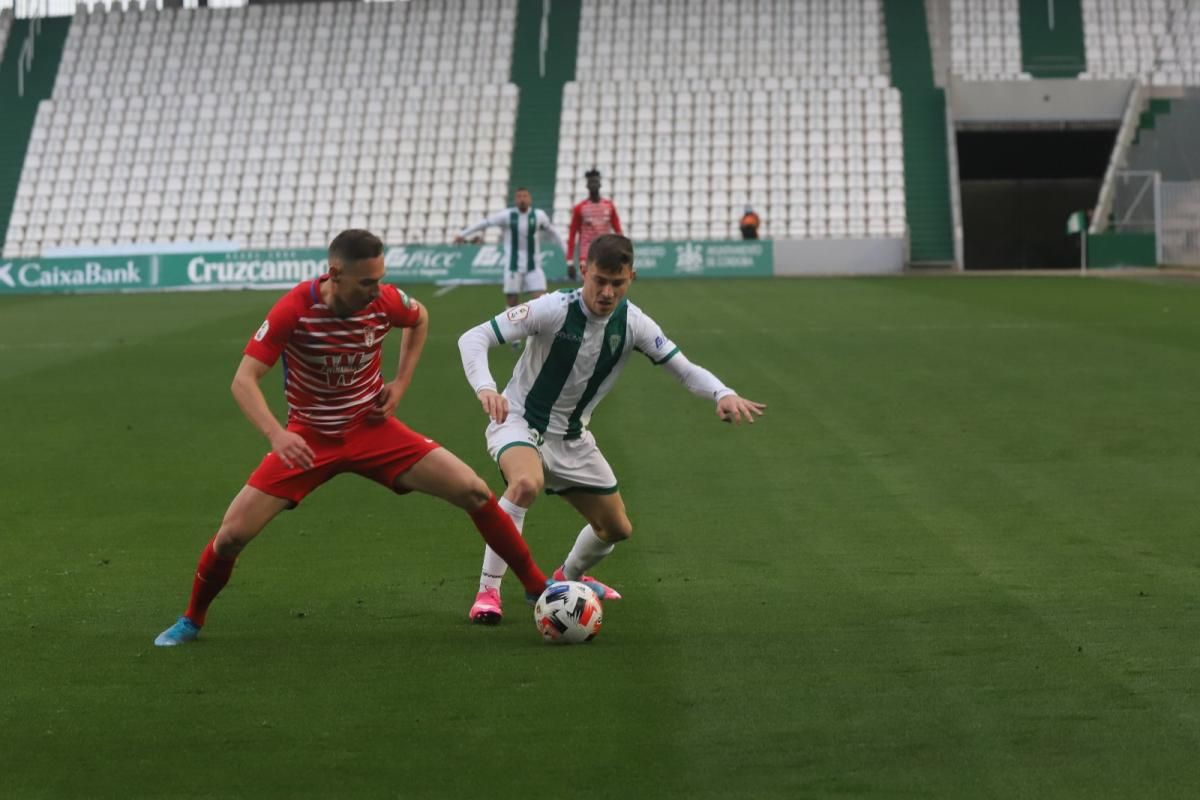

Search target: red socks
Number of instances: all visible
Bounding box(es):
[180,498,541,627]
[469,495,547,594]
[184,537,237,627]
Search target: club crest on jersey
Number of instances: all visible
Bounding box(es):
[254,320,270,341]
[365,327,375,347]
[608,334,622,355]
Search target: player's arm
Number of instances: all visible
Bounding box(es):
[231,355,315,469]
[373,299,428,420]
[458,298,551,423]
[566,204,582,262]
[455,210,504,243]
[371,288,427,420]
[659,353,766,425]
[610,202,623,235]
[458,322,506,423]
[539,211,567,255]
[239,295,315,467]
[634,314,765,425]
[391,298,428,394]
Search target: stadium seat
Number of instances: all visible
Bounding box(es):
[6,1,521,253]
[554,0,907,242]
[1080,0,1200,84]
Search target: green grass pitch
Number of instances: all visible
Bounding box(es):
[3,275,1200,798]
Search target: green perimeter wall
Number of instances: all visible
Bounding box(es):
[0,240,774,294]
[1086,232,1156,268]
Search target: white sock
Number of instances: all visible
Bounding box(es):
[478,496,527,592]
[562,525,615,579]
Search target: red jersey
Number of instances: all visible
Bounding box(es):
[567,198,623,264]
[244,276,421,437]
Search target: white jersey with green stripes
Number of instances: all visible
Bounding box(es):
[488,289,680,438]
[485,207,554,273]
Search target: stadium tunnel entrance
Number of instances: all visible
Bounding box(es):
[957,127,1116,269]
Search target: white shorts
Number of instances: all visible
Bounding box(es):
[486,415,618,495]
[502,267,547,296]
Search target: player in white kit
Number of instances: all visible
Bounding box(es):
[457,234,766,623]
[455,187,565,308]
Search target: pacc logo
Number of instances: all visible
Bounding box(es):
[472,246,554,270]
[385,247,460,272]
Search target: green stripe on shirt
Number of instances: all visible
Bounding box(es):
[653,346,680,365]
[566,300,628,438]
[508,210,520,273]
[523,300,587,433]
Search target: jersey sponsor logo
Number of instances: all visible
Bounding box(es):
[322,352,365,387]
[365,327,375,347]
[255,320,270,341]
[555,329,583,343]
[506,304,531,322]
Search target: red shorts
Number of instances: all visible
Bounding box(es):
[246,417,441,506]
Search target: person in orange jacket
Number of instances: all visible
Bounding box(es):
[739,205,761,240]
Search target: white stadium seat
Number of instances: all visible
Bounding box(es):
[555,0,906,241]
[6,1,520,253]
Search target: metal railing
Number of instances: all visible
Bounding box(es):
[944,90,963,269]
[1090,81,1146,234]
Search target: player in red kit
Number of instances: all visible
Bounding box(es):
[154,230,549,646]
[566,168,622,281]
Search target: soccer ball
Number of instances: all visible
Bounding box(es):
[533,581,603,644]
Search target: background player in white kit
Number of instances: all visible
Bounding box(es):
[456,234,766,623]
[455,187,565,310]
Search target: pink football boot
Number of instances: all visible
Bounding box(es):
[469,587,503,625]
[552,566,622,600]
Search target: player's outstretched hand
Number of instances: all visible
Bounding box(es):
[270,429,316,470]
[477,388,509,424]
[453,235,466,245]
[371,381,405,421]
[717,394,766,425]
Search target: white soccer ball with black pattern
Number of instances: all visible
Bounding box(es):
[533,581,603,643]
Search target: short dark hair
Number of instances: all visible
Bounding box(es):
[585,168,601,179]
[514,186,531,194]
[587,233,633,273]
[328,229,383,263]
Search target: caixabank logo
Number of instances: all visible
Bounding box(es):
[0,259,147,293]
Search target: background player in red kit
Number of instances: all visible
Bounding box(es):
[566,168,622,281]
[154,230,548,646]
